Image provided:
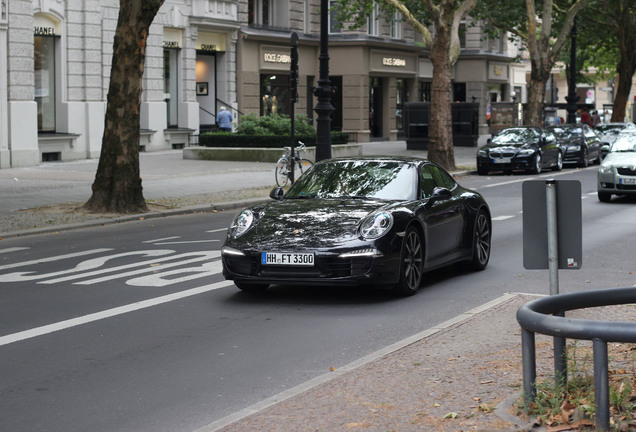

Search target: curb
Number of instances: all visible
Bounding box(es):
[0,197,268,240]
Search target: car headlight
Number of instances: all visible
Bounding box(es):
[517,149,534,155]
[230,209,254,238]
[569,145,581,151]
[598,165,613,175]
[359,211,393,240]
[477,149,488,157]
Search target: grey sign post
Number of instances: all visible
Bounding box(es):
[522,178,582,382]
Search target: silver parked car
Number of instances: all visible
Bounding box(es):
[597,129,636,202]
[595,122,636,160]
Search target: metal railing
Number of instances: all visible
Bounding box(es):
[516,287,636,431]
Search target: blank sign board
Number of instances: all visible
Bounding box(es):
[522,180,582,270]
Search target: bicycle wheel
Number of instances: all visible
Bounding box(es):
[275,157,290,187]
[294,158,313,181]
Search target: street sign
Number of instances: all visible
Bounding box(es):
[522,180,582,270]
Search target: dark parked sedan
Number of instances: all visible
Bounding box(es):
[548,124,601,167]
[222,157,492,295]
[476,127,562,175]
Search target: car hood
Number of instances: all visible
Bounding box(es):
[602,151,636,167]
[480,142,532,153]
[239,198,403,251]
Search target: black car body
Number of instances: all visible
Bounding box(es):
[595,122,636,160]
[222,157,491,295]
[476,127,562,175]
[548,124,601,167]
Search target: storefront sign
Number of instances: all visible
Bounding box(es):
[382,57,406,67]
[370,50,416,74]
[34,13,61,36]
[196,32,226,52]
[163,28,182,49]
[264,53,291,64]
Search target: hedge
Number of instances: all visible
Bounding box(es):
[199,131,350,148]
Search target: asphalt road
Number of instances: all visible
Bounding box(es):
[1,166,635,432]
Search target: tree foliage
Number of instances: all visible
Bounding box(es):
[334,0,479,171]
[84,0,164,213]
[575,0,636,122]
[474,0,589,126]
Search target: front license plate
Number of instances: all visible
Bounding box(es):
[261,252,315,266]
[620,178,636,185]
[493,157,511,164]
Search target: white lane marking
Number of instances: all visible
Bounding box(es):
[144,236,180,243]
[126,260,223,287]
[0,247,30,254]
[480,170,574,189]
[207,228,227,233]
[41,251,220,285]
[0,280,234,347]
[0,249,114,271]
[492,215,515,221]
[0,250,175,282]
[153,240,220,245]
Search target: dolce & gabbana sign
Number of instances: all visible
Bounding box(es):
[263,52,291,64]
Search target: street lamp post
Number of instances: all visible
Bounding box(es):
[313,0,333,161]
[565,16,579,124]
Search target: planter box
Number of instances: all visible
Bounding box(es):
[183,144,363,163]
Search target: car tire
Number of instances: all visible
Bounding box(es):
[597,191,612,203]
[552,151,563,171]
[235,282,269,292]
[528,153,542,174]
[467,209,491,271]
[395,226,424,296]
[477,166,489,176]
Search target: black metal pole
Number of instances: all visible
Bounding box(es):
[565,15,579,124]
[290,33,299,183]
[313,0,333,161]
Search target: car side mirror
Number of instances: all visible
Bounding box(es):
[269,187,284,201]
[487,138,492,144]
[429,187,452,203]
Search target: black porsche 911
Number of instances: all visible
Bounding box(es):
[221,157,491,295]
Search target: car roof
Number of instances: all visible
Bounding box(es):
[318,155,430,165]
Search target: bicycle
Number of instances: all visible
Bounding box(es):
[275,141,314,187]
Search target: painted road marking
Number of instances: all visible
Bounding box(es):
[0,280,234,347]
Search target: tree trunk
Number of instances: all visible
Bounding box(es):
[525,63,550,126]
[427,27,455,172]
[611,15,636,123]
[84,0,164,213]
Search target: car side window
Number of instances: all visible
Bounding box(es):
[420,165,437,199]
[429,165,456,190]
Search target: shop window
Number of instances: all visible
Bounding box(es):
[453,83,466,102]
[419,82,431,102]
[249,0,289,29]
[164,48,179,128]
[34,35,56,132]
[367,3,379,36]
[329,0,341,34]
[261,74,290,116]
[459,22,466,48]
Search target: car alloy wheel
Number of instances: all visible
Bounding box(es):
[579,148,589,168]
[396,226,423,295]
[529,153,542,174]
[469,210,491,270]
[552,151,563,171]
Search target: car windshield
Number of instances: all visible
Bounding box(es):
[285,160,418,201]
[551,126,582,139]
[596,125,628,134]
[492,128,538,144]
[610,134,636,152]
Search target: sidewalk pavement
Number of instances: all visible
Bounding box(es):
[0,139,555,431]
[0,141,479,237]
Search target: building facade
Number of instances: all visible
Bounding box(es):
[1,0,524,168]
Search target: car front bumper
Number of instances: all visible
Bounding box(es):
[476,154,534,172]
[222,248,401,287]
[597,167,636,195]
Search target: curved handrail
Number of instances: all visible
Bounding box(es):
[516,287,636,342]
[516,287,636,431]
